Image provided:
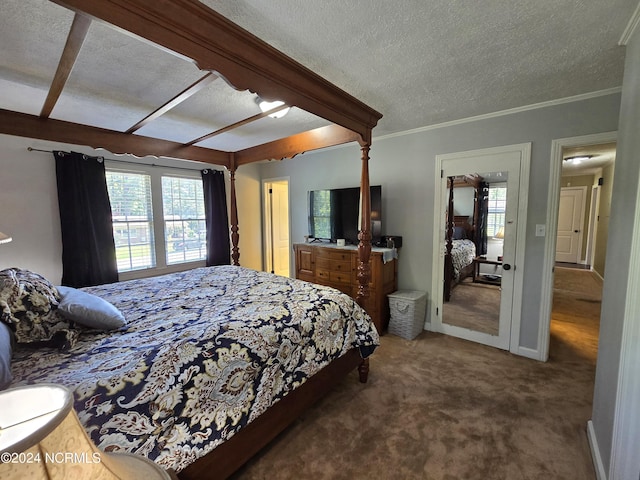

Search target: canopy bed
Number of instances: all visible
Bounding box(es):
[0,1,383,478]
[443,174,487,301]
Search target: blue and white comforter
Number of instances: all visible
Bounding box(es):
[10,266,379,472]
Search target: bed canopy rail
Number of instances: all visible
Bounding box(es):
[1,0,383,301]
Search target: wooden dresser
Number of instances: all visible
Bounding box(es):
[293,243,397,333]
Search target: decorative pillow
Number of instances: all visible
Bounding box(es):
[56,286,126,330]
[0,322,13,390]
[453,226,467,240]
[0,268,78,350]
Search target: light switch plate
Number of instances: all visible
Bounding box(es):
[535,224,546,237]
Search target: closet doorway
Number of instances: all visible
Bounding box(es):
[431,144,530,352]
[262,178,291,277]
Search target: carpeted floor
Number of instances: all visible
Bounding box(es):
[230,268,602,480]
[443,279,500,335]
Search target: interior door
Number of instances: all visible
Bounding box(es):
[433,146,528,351]
[555,187,586,264]
[264,180,291,277]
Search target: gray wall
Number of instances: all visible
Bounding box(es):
[259,93,621,355]
[591,26,640,478]
[0,135,264,283]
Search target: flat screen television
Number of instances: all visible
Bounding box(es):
[308,185,382,245]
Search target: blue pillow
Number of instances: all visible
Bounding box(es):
[56,286,126,330]
[0,322,13,389]
[453,226,467,240]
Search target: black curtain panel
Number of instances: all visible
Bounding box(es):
[54,151,118,287]
[202,169,231,266]
[476,182,490,256]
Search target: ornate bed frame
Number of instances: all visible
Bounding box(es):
[0,1,382,477]
[444,175,482,301]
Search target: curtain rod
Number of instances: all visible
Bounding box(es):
[26,147,213,173]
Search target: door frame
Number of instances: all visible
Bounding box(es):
[585,185,601,268]
[430,143,531,355]
[539,131,617,361]
[262,177,291,277]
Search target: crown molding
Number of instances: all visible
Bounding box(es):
[375,88,622,142]
[619,1,640,46]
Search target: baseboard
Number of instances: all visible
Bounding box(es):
[516,346,542,361]
[587,420,607,480]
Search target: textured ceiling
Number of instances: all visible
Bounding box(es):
[0,0,637,153]
[206,0,638,136]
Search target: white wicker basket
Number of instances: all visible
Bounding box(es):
[387,290,427,340]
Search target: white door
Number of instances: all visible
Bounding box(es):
[264,180,290,277]
[555,187,586,264]
[432,144,530,352]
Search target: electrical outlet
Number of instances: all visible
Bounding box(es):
[535,224,546,237]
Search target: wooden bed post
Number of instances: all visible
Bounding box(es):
[356,141,372,304]
[229,156,240,266]
[356,137,373,379]
[444,176,455,301]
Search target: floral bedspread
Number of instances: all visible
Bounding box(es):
[451,239,476,280]
[10,266,379,472]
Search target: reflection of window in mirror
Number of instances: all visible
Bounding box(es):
[487,182,507,261]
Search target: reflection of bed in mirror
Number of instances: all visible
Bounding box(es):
[444,175,486,302]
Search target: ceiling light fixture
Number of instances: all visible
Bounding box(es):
[563,155,592,165]
[256,97,290,119]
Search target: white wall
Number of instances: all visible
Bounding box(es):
[258,92,622,355]
[590,21,640,479]
[0,135,263,283]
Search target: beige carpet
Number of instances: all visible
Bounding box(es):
[230,268,602,480]
[443,279,500,335]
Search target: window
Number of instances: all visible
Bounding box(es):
[487,185,507,238]
[105,166,207,274]
[162,176,206,264]
[106,171,155,272]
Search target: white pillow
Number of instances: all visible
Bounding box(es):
[56,286,126,330]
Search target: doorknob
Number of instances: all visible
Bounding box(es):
[503,264,512,271]
[574,230,580,233]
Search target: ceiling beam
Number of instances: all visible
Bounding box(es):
[126,72,218,134]
[185,104,290,147]
[40,13,92,118]
[0,109,230,167]
[235,124,360,166]
[50,0,381,141]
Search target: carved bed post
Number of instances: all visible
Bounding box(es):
[356,138,373,380]
[229,156,240,266]
[444,176,455,301]
[356,142,372,305]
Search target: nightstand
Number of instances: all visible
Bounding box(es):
[473,256,502,285]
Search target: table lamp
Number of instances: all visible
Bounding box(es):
[0,384,171,479]
[0,232,12,245]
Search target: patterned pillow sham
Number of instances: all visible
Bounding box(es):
[0,268,78,350]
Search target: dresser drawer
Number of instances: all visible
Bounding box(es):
[329,271,351,284]
[316,269,331,282]
[316,257,352,273]
[317,269,350,286]
[315,248,353,262]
